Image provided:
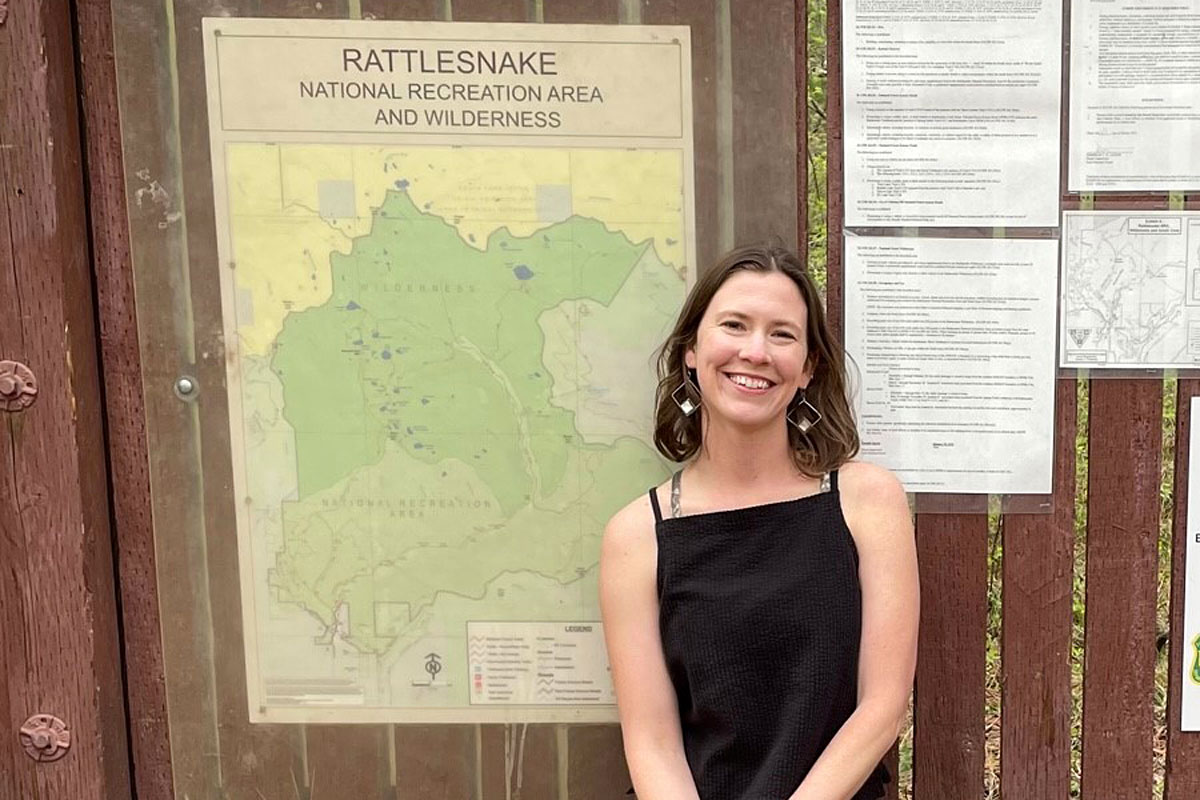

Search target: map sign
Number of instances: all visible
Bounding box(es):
[202,17,694,723]
[1061,211,1200,369]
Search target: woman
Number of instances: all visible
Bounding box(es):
[600,244,918,800]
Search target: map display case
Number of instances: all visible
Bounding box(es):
[109,0,802,796]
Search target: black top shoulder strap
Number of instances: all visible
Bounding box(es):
[648,485,664,523]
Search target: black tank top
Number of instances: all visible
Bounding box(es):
[649,470,890,799]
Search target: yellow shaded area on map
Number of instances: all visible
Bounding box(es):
[226,143,686,356]
[227,144,361,355]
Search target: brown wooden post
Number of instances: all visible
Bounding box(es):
[1165,191,1200,800]
[730,0,800,250]
[823,0,844,343]
[74,1,176,798]
[911,506,988,799]
[1080,363,1164,799]
[1000,377,1075,800]
[0,1,132,798]
[796,0,808,270]
[997,11,1077,796]
[1167,373,1200,800]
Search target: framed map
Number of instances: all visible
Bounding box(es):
[202,17,694,723]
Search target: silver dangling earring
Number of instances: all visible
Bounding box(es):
[788,389,822,433]
[672,369,702,416]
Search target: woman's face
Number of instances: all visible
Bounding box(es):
[685,270,814,431]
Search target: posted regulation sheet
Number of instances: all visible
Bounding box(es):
[843,0,1062,227]
[1069,0,1200,191]
[845,236,1059,495]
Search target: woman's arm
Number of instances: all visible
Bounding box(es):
[789,461,920,800]
[600,495,703,800]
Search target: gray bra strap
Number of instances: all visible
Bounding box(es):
[670,470,683,519]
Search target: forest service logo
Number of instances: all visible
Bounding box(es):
[1191,634,1200,686]
[1067,328,1092,348]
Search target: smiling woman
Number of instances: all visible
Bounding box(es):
[599,243,919,800]
[653,245,858,476]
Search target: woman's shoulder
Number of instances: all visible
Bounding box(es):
[836,459,906,501]
[600,489,661,587]
[602,488,661,552]
[834,460,912,544]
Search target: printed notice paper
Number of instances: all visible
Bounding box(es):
[1061,212,1200,369]
[842,0,1062,227]
[1068,0,1200,191]
[845,236,1058,494]
[1183,396,1200,730]
[203,17,694,723]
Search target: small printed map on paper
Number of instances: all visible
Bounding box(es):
[1060,211,1200,369]
[203,18,694,722]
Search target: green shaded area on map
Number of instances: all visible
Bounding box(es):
[266,188,674,653]
[274,189,644,509]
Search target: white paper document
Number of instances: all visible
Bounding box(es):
[1069,0,1200,191]
[1061,211,1200,368]
[845,236,1058,494]
[1182,396,1200,730]
[842,0,1062,227]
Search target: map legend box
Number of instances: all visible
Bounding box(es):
[468,621,614,706]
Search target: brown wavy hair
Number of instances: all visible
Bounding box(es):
[653,243,859,476]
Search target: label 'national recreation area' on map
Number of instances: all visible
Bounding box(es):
[468,621,614,705]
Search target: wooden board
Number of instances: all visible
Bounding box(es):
[823,0,845,339]
[730,0,799,248]
[912,509,988,799]
[76,1,176,798]
[1000,377,1075,800]
[567,725,633,799]
[1167,375,1200,800]
[0,1,131,797]
[1079,377,1162,800]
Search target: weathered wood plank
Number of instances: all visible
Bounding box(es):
[76,1,176,798]
[913,508,988,799]
[1000,377,1075,800]
[730,0,799,248]
[108,1,224,794]
[452,0,527,22]
[544,0,616,24]
[306,725,391,799]
[1166,371,1200,800]
[361,0,439,18]
[1079,377,1162,800]
[0,0,131,797]
[824,0,845,339]
[795,0,808,268]
[481,723,558,800]
[394,725,478,799]
[567,725,632,800]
